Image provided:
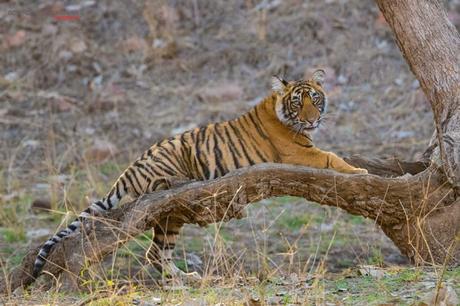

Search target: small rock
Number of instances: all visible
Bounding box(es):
[411,79,420,89]
[65,4,81,12]
[42,24,58,35]
[4,71,19,82]
[70,38,87,53]
[132,296,161,306]
[337,74,348,85]
[186,253,203,273]
[58,50,73,61]
[392,130,415,140]
[24,139,40,148]
[358,265,386,279]
[394,77,404,86]
[82,1,96,8]
[153,38,166,49]
[419,284,459,306]
[266,296,283,305]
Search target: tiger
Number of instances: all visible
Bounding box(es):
[33,69,368,282]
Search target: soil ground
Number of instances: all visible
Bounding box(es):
[0,0,459,305]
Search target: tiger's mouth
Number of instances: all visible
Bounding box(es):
[292,119,321,133]
[303,124,319,131]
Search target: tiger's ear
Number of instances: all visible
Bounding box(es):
[272,76,288,94]
[312,69,326,85]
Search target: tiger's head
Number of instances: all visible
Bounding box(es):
[272,69,327,134]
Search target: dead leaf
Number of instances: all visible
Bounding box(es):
[3,30,27,49]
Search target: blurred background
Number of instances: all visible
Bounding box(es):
[0,0,459,301]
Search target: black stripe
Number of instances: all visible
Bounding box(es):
[78,208,91,221]
[42,244,53,252]
[106,197,113,209]
[250,109,269,140]
[240,115,269,163]
[222,125,242,169]
[136,168,153,193]
[147,148,154,158]
[156,149,179,169]
[115,182,122,199]
[124,170,141,196]
[228,121,255,166]
[150,178,168,191]
[134,163,152,182]
[212,134,224,177]
[154,160,177,176]
[135,161,156,178]
[120,176,129,194]
[213,125,228,176]
[143,162,162,176]
[167,139,176,150]
[68,224,77,231]
[95,201,107,210]
[128,167,144,194]
[194,127,210,179]
[253,107,279,159]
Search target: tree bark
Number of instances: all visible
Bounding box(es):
[376,0,460,186]
[0,159,457,294]
[1,0,459,294]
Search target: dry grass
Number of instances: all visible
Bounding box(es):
[1,0,459,304]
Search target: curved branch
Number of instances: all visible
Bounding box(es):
[0,161,454,293]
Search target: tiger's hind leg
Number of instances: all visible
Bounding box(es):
[147,218,201,286]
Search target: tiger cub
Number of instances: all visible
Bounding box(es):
[33,69,367,280]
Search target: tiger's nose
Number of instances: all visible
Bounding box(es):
[306,117,319,125]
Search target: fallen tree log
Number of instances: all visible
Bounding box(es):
[0,157,458,293]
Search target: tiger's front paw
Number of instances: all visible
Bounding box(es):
[350,168,368,174]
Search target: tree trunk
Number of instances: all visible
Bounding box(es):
[376,0,460,186]
[372,0,460,265]
[0,0,459,293]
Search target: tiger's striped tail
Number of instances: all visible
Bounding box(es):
[32,182,127,278]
